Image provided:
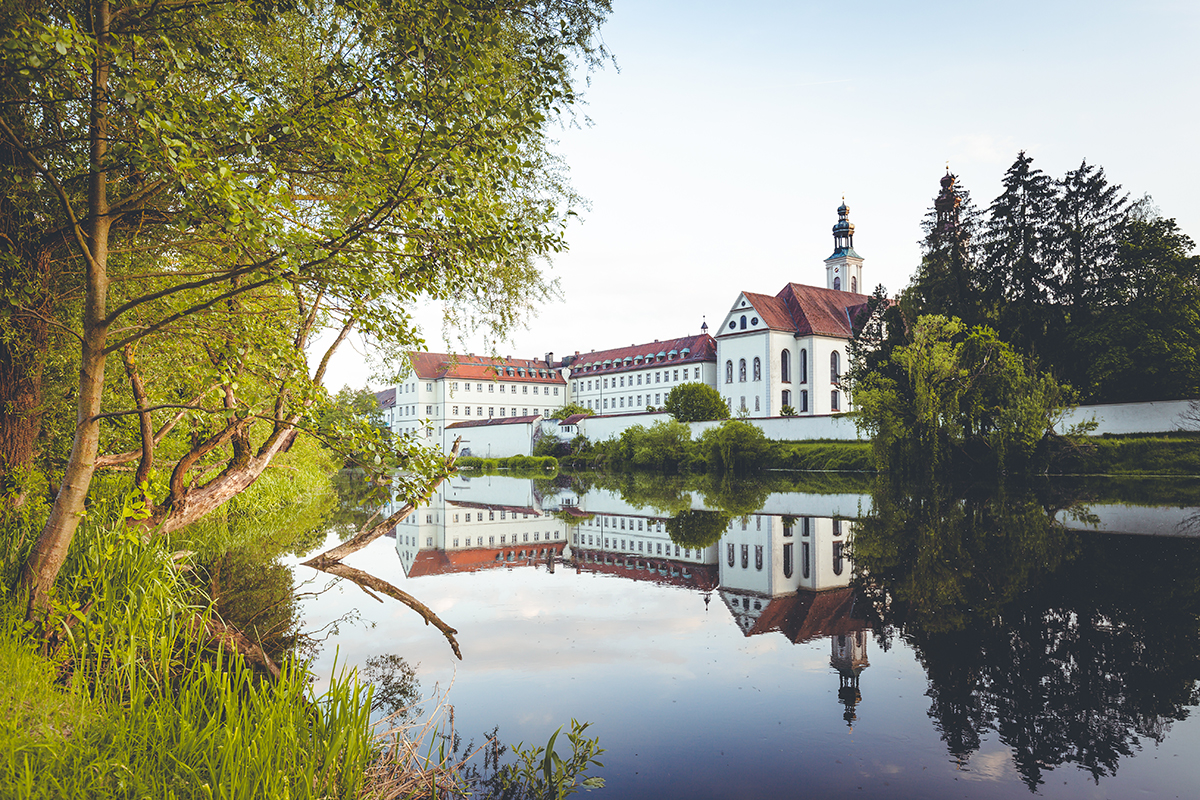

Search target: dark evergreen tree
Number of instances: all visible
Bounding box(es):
[902,170,983,325]
[1050,160,1130,312]
[982,151,1059,353]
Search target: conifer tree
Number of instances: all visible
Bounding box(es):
[903,171,983,326]
[1050,160,1130,312]
[982,151,1058,352]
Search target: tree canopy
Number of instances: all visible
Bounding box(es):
[663,382,728,422]
[1,0,610,612]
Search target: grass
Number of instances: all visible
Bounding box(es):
[1052,432,1200,476]
[769,440,874,472]
[0,503,376,799]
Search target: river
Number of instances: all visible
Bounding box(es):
[292,471,1200,799]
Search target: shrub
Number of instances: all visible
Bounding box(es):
[697,420,770,475]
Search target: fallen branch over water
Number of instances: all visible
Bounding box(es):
[302,439,463,659]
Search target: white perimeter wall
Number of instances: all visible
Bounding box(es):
[1056,399,1196,435]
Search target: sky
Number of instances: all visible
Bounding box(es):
[322,0,1200,391]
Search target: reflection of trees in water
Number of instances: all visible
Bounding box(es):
[854,481,1200,791]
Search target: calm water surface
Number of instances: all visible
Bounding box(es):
[296,474,1200,799]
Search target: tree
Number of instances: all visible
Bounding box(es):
[1,0,610,614]
[981,151,1058,353]
[1050,160,1130,313]
[903,171,983,326]
[663,382,728,422]
[854,315,1069,479]
[665,509,729,549]
[549,402,594,420]
[696,420,769,475]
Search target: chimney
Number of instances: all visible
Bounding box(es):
[545,352,554,366]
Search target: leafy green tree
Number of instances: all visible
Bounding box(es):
[2,0,610,613]
[854,315,1069,478]
[665,509,730,549]
[696,420,769,475]
[663,382,728,422]
[549,403,595,420]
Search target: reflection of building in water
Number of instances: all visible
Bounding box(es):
[719,514,855,633]
[392,475,573,577]
[568,508,720,592]
[832,631,869,728]
[717,512,870,721]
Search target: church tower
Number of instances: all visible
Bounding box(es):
[824,201,864,294]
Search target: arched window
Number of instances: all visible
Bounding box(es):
[851,276,857,293]
[738,359,747,382]
[781,349,791,382]
[783,543,794,579]
[833,541,844,576]
[800,390,808,412]
[725,360,733,383]
[727,543,734,567]
[831,390,840,411]
[739,314,747,329]
[830,351,840,383]
[833,277,841,291]
[802,542,810,579]
[752,357,761,381]
[782,389,791,407]
[800,349,808,383]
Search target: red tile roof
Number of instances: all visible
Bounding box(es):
[726,283,873,340]
[574,549,719,591]
[567,334,716,377]
[448,501,541,517]
[407,545,566,577]
[560,413,591,426]
[447,414,541,429]
[407,352,566,384]
[742,587,868,643]
[374,387,396,409]
[778,283,871,338]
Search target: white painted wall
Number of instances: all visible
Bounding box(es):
[1057,399,1196,435]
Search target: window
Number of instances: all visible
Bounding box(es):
[831,351,840,384]
[477,406,483,416]
[511,407,516,416]
[426,383,432,391]
[499,407,506,416]
[603,378,608,389]
[739,314,747,330]
[452,406,458,415]
[452,382,458,391]
[833,541,845,575]
[741,544,749,569]
[851,276,857,293]
[619,376,624,388]
[523,385,528,394]
[802,542,811,578]
[781,350,791,382]
[800,391,808,412]
[500,385,506,393]
[831,390,840,411]
[488,407,494,417]
[464,406,471,416]
[673,369,679,381]
[522,408,529,416]
[554,387,559,395]
[782,390,791,407]
[426,405,432,415]
[738,359,747,382]
[488,383,494,392]
[800,349,808,383]
[655,372,661,383]
[755,545,763,571]
[637,374,643,385]
[753,357,761,381]
[833,276,841,290]
[477,383,483,392]
[755,396,760,411]
[655,393,660,404]
[603,398,608,409]
[739,396,746,412]
[693,368,699,379]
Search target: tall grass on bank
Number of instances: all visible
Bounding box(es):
[0,515,375,799]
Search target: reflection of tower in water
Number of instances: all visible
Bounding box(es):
[831,631,869,729]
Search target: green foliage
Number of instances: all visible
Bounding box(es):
[614,420,693,472]
[854,315,1069,479]
[549,403,595,420]
[457,455,558,475]
[696,420,770,475]
[0,520,374,799]
[770,441,874,471]
[665,509,730,549]
[496,720,606,799]
[1050,433,1200,476]
[534,434,565,458]
[663,382,729,422]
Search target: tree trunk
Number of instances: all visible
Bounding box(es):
[21,0,113,617]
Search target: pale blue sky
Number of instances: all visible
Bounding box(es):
[327,0,1200,389]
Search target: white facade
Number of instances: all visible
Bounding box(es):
[563,333,718,415]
